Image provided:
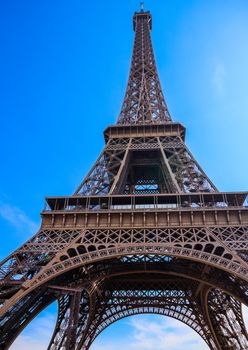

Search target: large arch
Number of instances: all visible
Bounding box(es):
[87,313,211,350]
[2,225,248,320]
[2,255,248,350]
[29,226,248,289]
[46,267,248,350]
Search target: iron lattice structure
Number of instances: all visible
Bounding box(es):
[1,8,248,350]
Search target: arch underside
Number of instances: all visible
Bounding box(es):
[48,268,248,350]
[1,255,248,350]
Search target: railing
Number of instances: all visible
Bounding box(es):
[43,192,248,212]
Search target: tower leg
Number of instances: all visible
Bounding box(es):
[48,290,90,350]
[0,288,55,350]
[205,289,248,350]
[65,292,82,350]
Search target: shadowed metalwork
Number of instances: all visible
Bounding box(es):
[0,7,248,350]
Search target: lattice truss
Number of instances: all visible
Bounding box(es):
[75,146,126,196]
[0,225,247,313]
[75,136,216,195]
[207,289,248,349]
[1,226,248,297]
[117,11,171,124]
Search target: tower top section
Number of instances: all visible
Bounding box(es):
[133,10,152,31]
[117,9,171,125]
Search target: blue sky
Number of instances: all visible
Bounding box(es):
[0,0,248,349]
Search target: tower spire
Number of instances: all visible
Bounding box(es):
[117,10,172,125]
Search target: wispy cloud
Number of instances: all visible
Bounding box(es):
[92,315,208,350]
[211,61,226,94]
[10,337,48,350]
[128,317,208,350]
[0,202,39,234]
[10,312,56,350]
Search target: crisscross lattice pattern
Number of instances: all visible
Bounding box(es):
[117,11,171,124]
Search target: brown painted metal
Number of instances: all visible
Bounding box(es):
[1,8,248,350]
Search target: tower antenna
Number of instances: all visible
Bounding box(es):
[140,2,144,12]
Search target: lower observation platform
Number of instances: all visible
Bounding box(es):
[42,192,248,229]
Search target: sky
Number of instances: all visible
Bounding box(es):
[0,0,248,349]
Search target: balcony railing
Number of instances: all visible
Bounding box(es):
[43,192,248,213]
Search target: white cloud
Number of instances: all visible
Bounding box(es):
[10,312,56,350]
[211,61,226,94]
[92,315,208,350]
[128,317,208,350]
[0,202,39,234]
[10,336,48,350]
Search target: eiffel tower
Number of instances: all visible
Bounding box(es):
[1,6,248,350]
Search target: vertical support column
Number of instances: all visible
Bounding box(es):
[109,139,132,194]
[48,291,91,350]
[65,292,82,350]
[157,137,181,192]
